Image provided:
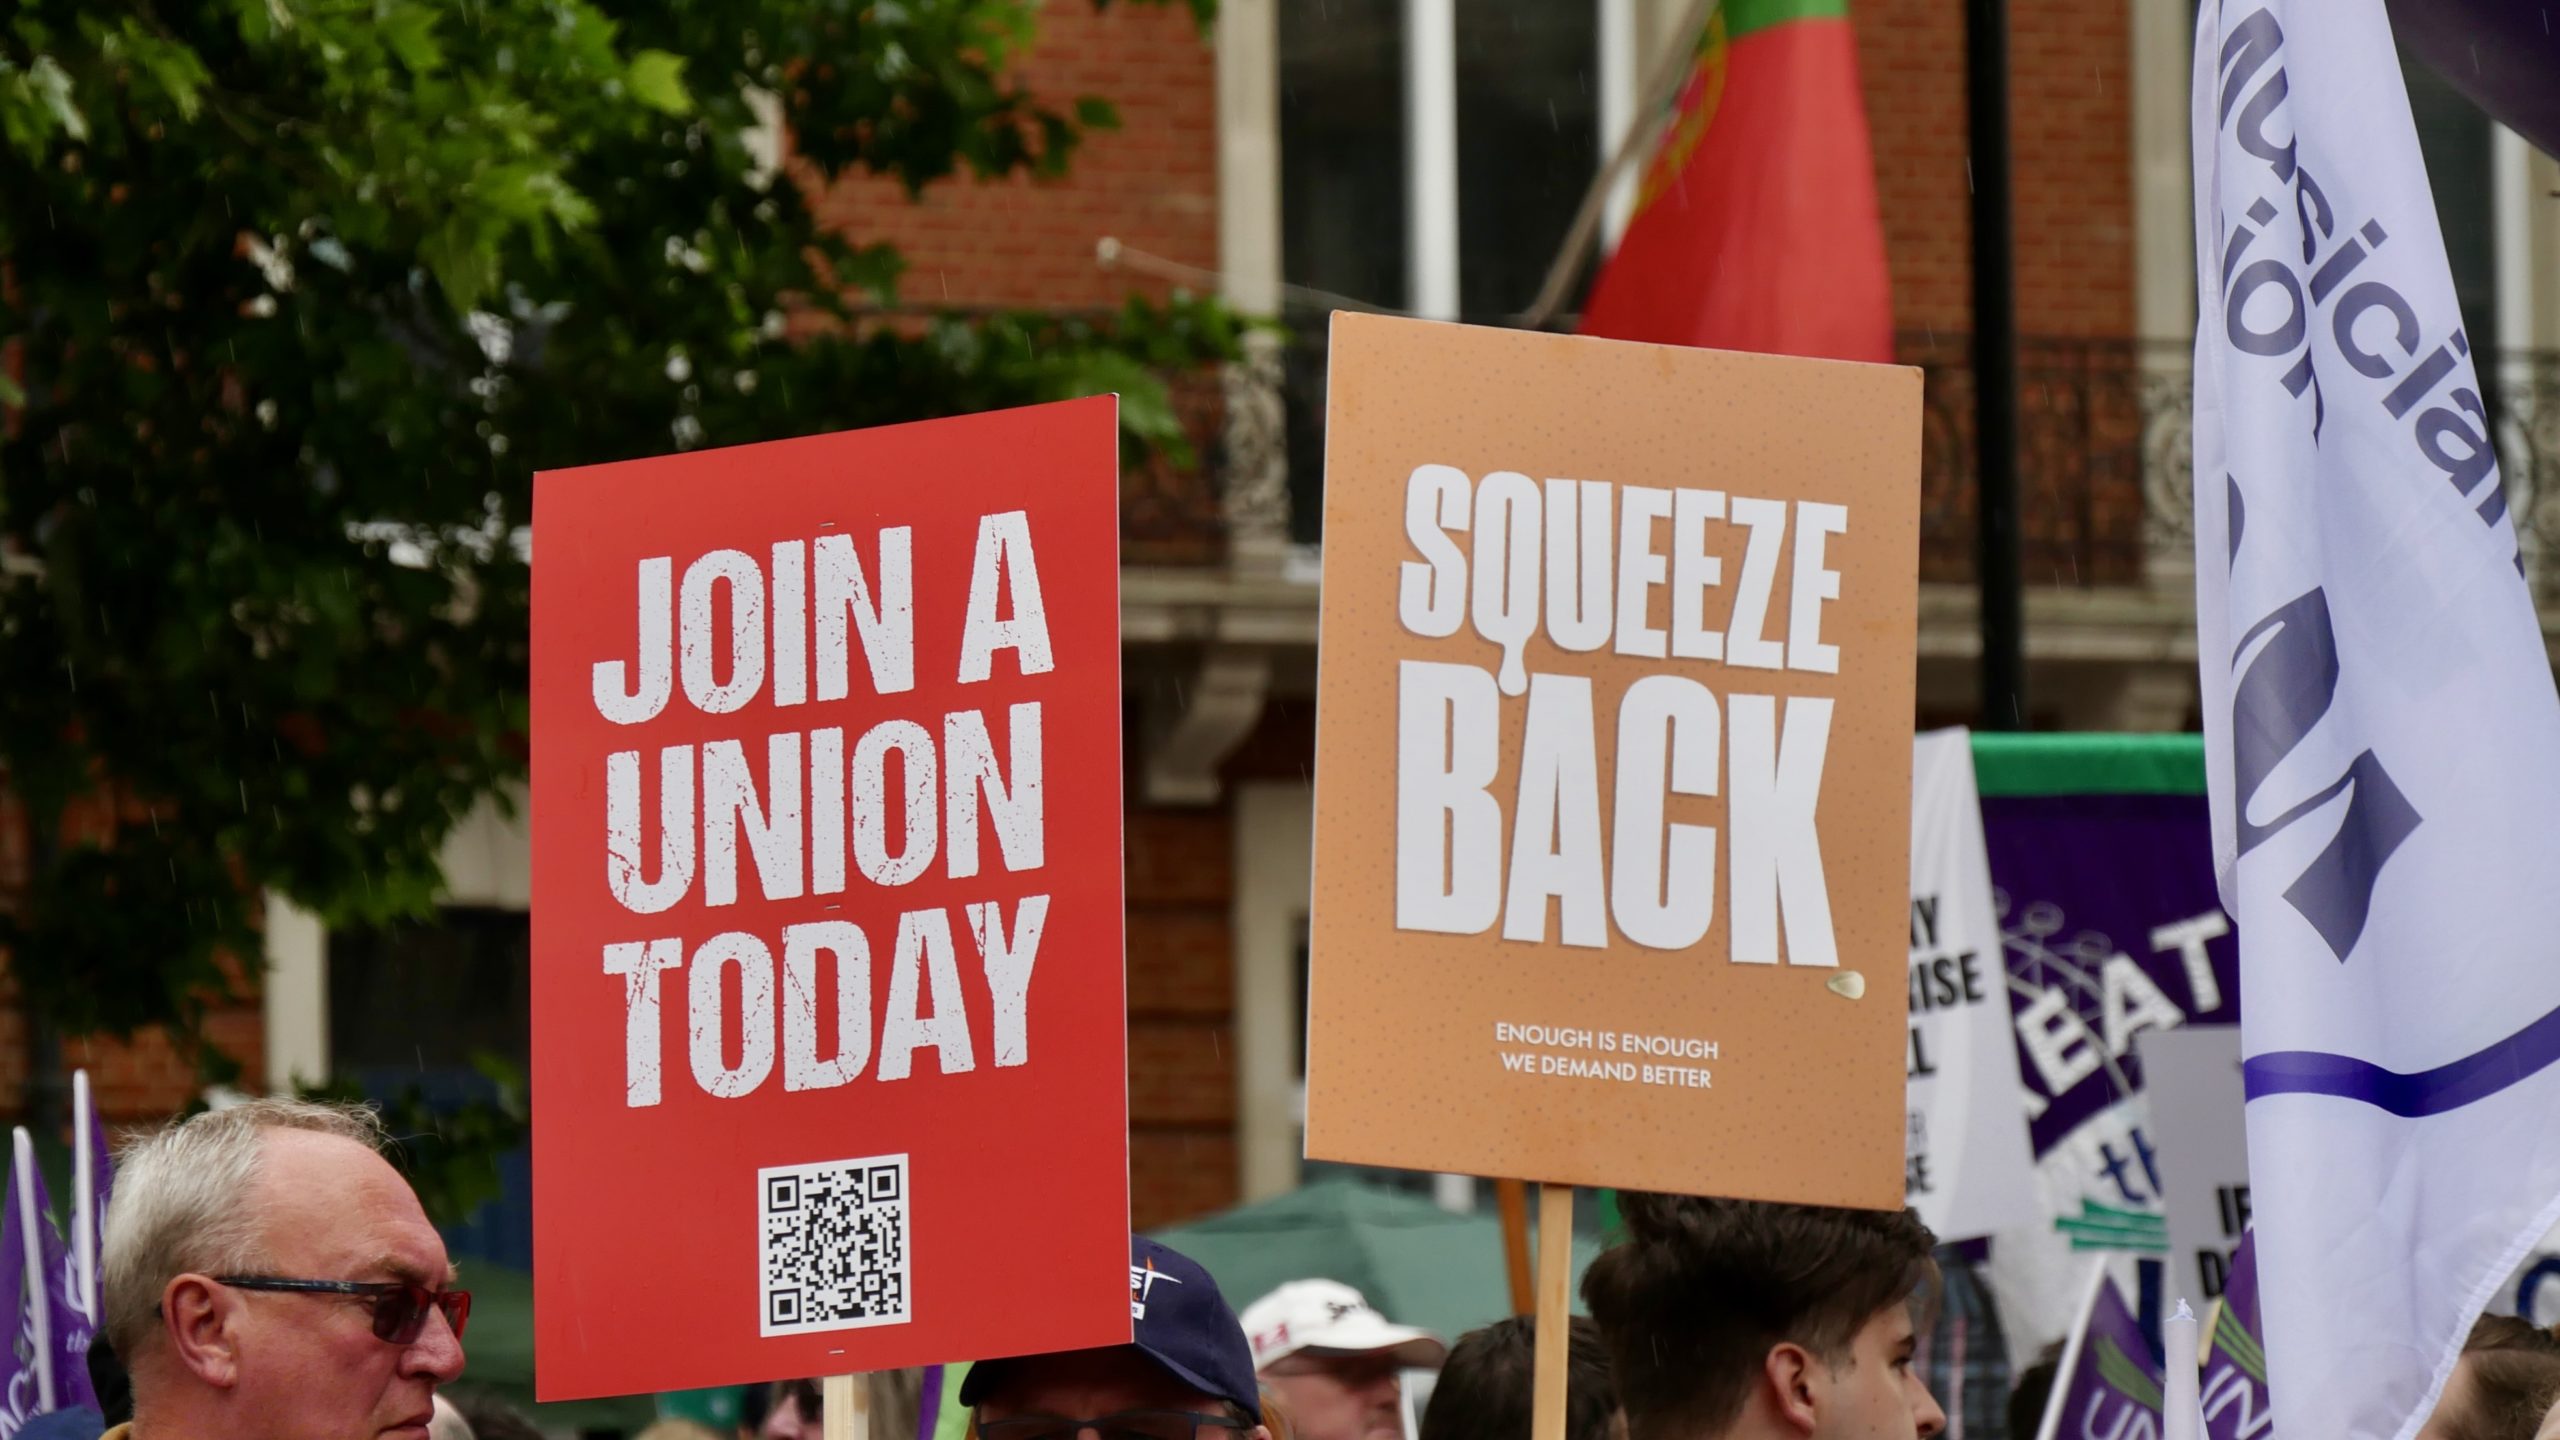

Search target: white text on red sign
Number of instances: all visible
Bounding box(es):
[588,511,1054,1106]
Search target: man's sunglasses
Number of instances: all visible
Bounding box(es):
[214,1275,472,1344]
[977,1410,1253,1440]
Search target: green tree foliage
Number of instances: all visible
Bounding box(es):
[298,1054,529,1225]
[0,0,1239,1077]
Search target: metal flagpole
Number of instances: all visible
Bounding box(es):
[1967,0,2027,730]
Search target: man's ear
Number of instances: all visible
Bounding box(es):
[1766,1342,1823,1436]
[161,1274,243,1390]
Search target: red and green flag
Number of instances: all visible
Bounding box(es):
[1578,0,1894,362]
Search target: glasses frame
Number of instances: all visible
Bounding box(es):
[974,1410,1255,1440]
[211,1275,472,1344]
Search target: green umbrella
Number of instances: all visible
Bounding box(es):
[447,1264,660,1434]
[1149,1178,1598,1344]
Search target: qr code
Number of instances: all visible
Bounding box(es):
[758,1153,912,1337]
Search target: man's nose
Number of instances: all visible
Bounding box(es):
[402,1306,467,1383]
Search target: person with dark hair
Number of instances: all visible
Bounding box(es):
[2418,1316,2560,1440]
[2467,1317,2560,1357]
[1419,1316,1620,1440]
[965,1237,1273,1440]
[1580,1193,1944,1440]
[2003,1345,2062,1440]
[760,1379,825,1440]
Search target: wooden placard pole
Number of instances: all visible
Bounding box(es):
[823,1373,869,1440]
[1497,1177,1534,1316]
[1530,1183,1575,1440]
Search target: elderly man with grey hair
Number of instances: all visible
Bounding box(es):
[99,1097,467,1440]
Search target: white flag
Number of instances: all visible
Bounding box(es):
[1905,730,2041,1242]
[2192,5,2560,1440]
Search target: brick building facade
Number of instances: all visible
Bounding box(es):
[1863,0,2132,339]
[787,0,2167,1227]
[40,0,2560,1242]
[810,5,1221,312]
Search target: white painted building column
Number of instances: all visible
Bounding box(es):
[1405,0,1461,319]
[1598,0,1642,249]
[1217,0,1284,319]
[1233,782,1312,1202]
[260,893,328,1093]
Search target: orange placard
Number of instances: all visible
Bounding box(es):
[1305,314,1921,1207]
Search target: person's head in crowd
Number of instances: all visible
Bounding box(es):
[100,1097,467,1440]
[2418,1316,2560,1440]
[427,1395,474,1440]
[2536,1388,2560,1440]
[1241,1280,1444,1440]
[1581,1193,1944,1440]
[761,1379,824,1440]
[761,1372,926,1440]
[2003,1345,2062,1440]
[1419,1315,1620,1440]
[965,1238,1272,1440]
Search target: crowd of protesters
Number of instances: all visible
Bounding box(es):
[53,1098,2560,1440]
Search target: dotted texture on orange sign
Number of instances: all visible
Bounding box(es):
[1304,313,1922,1208]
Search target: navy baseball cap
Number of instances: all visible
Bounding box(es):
[959,1236,1261,1417]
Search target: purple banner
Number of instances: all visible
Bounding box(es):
[0,1155,27,1437]
[26,1165,93,1415]
[1985,794,2240,1202]
[2201,1234,2269,1440]
[0,1151,99,1435]
[2044,1270,2165,1440]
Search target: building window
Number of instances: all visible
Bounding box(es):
[2400,50,2499,356]
[327,906,532,1268]
[1454,0,1600,320]
[1276,1,1626,546]
[1280,0,1410,315]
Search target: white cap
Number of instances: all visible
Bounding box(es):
[1239,1280,1447,1372]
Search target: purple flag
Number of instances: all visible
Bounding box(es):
[0,1152,30,1438]
[0,1131,101,1438]
[2201,1234,2270,1440]
[1984,788,2236,1353]
[17,1149,95,1415]
[2039,1266,2167,1440]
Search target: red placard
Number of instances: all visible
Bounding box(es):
[530,398,1129,1399]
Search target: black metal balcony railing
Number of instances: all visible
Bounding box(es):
[1175,323,2560,603]
[1119,367,1232,567]
[1903,333,2188,589]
